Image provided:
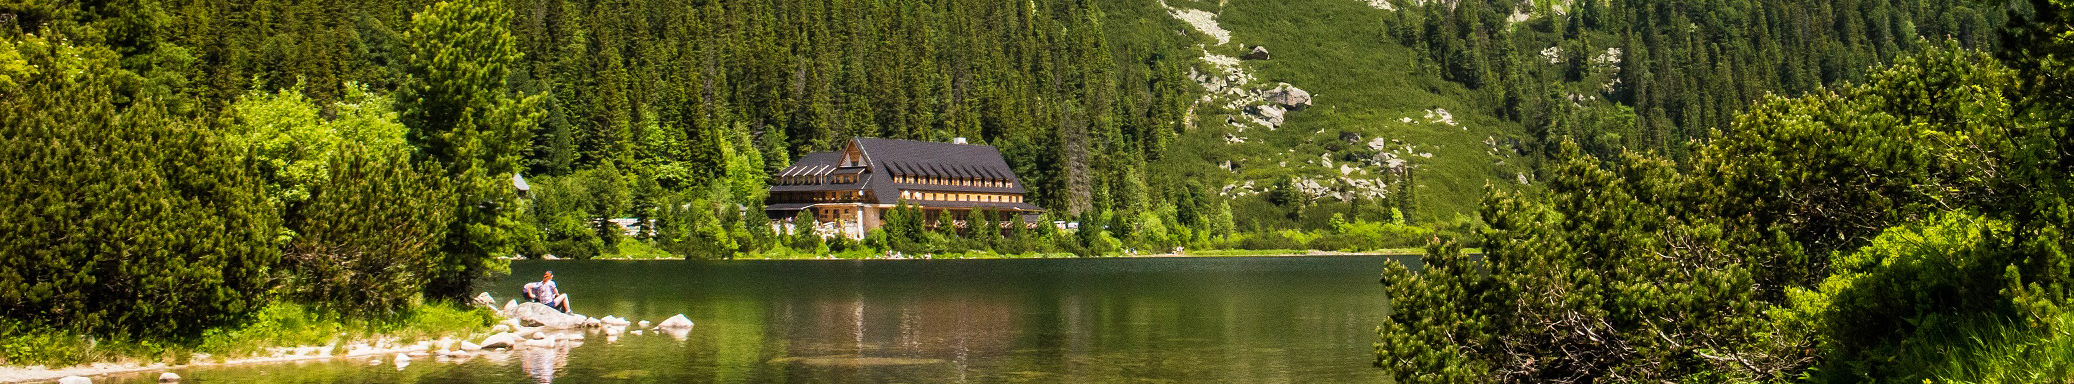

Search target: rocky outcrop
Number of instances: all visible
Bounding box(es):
[1264,83,1312,111]
[1246,104,1287,127]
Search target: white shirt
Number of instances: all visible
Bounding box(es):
[524,280,560,302]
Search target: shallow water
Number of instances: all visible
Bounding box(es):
[102,256,1405,383]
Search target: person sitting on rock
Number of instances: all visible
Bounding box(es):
[523,270,572,313]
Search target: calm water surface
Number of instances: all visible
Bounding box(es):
[107,256,1404,383]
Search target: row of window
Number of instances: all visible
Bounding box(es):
[900,190,1023,203]
[895,175,1011,188]
[777,174,862,185]
[773,191,867,203]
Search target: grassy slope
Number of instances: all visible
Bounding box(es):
[1118,0,1529,223]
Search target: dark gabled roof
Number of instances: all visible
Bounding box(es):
[766,137,1038,210]
[850,137,1028,205]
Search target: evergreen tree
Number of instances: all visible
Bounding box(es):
[396,0,544,300]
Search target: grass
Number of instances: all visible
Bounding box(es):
[0,301,496,367]
[1913,311,2074,384]
[1144,0,1531,221]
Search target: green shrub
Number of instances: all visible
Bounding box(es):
[0,36,281,339]
[280,147,453,317]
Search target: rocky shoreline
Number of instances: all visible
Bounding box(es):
[3,293,692,384]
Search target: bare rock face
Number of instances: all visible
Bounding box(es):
[1242,45,1271,60]
[1264,83,1312,111]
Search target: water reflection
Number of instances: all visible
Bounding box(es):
[98,256,1402,384]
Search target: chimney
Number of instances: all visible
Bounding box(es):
[953,137,968,145]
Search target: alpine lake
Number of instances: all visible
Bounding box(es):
[97,256,1409,383]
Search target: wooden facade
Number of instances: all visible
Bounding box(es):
[765,137,1044,239]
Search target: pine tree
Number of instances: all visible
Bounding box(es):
[397,0,543,300]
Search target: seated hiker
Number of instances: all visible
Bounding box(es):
[522,270,572,313]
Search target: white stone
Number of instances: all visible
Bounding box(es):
[479,333,519,350]
[471,292,497,310]
[60,376,92,384]
[460,341,481,351]
[511,303,585,329]
[657,314,694,328]
[158,372,181,383]
[637,320,651,328]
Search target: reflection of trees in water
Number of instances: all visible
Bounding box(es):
[791,291,1021,357]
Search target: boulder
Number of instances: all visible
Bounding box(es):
[59,376,90,384]
[460,341,482,351]
[1247,104,1288,127]
[528,331,547,340]
[158,372,180,383]
[492,324,511,333]
[502,300,518,316]
[583,317,602,327]
[600,316,631,326]
[471,292,497,310]
[1242,45,1271,60]
[1263,83,1312,111]
[637,320,652,328]
[657,314,694,328]
[479,333,519,349]
[511,302,585,329]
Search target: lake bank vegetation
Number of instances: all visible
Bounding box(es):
[0,0,1430,369]
[1375,3,2074,381]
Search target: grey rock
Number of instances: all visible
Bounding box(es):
[512,302,585,329]
[1264,83,1312,111]
[1248,104,1288,127]
[1242,45,1271,60]
[471,292,497,310]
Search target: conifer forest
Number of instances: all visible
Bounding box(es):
[3,0,2074,381]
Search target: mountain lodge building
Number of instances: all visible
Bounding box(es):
[765,137,1044,239]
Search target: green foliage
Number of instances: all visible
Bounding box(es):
[1776,212,2041,381]
[397,0,541,300]
[223,81,410,210]
[0,35,280,339]
[280,146,453,317]
[1378,37,2074,383]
